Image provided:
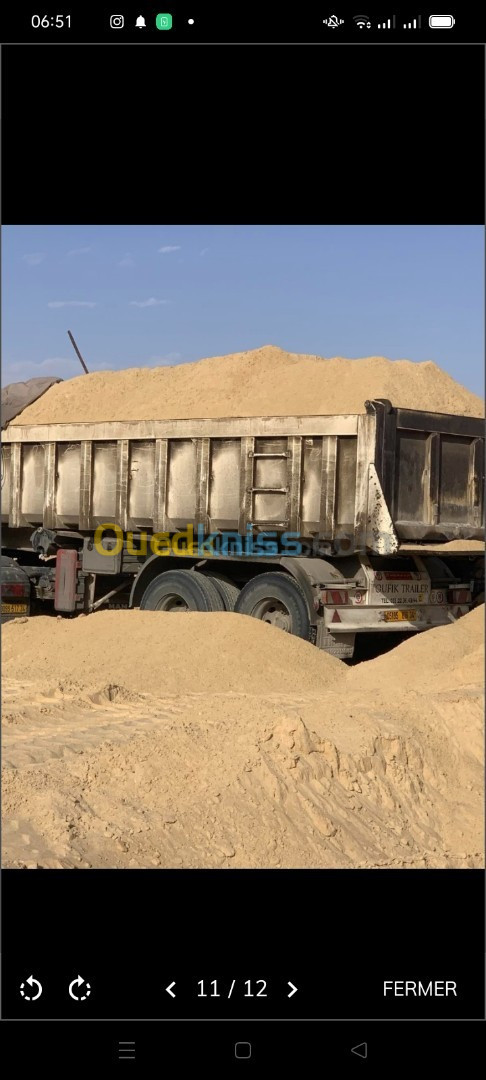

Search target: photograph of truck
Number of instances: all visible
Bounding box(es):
[1,225,484,871]
[2,397,483,657]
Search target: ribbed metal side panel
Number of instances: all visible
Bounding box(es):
[2,405,483,546]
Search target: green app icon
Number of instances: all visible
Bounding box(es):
[156,13,172,30]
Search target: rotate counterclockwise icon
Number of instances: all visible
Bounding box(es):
[69,974,92,1001]
[20,975,43,1001]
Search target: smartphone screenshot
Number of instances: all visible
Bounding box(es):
[1,7,485,1069]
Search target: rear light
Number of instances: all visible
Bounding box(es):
[448,588,471,604]
[0,582,29,596]
[321,590,349,605]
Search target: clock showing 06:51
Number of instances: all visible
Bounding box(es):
[31,15,72,28]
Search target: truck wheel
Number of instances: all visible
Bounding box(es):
[140,569,224,612]
[234,571,312,640]
[199,574,240,611]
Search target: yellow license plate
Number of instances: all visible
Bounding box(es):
[384,609,417,622]
[1,603,28,615]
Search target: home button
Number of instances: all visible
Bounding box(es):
[235,1042,252,1060]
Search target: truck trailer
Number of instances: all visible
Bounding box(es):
[1,398,484,656]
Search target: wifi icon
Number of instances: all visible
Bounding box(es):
[354,15,371,29]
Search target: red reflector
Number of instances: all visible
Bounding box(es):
[449,589,471,604]
[331,609,341,623]
[0,582,28,596]
[322,590,348,605]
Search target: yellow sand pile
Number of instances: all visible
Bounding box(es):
[9,346,484,423]
[347,605,484,692]
[2,607,483,870]
[1,610,344,696]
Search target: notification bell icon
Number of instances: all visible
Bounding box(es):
[136,15,146,28]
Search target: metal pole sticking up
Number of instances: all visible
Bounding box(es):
[67,330,89,374]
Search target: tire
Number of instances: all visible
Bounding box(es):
[200,574,240,611]
[234,571,312,640]
[140,569,224,612]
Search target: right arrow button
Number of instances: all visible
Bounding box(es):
[287,981,298,998]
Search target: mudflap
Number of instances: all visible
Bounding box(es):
[316,622,356,658]
[54,549,78,612]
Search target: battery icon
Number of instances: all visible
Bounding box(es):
[429,15,455,27]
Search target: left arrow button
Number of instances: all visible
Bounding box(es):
[165,981,176,998]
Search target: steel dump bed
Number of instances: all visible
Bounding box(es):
[2,399,484,554]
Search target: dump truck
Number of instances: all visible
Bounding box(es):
[1,398,484,656]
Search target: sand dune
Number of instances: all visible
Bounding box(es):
[2,608,483,870]
[9,345,483,424]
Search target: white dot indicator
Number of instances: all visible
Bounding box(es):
[188,18,195,25]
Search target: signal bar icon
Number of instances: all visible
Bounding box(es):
[377,17,396,29]
[403,16,422,28]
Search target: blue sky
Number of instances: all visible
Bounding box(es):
[2,225,484,394]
